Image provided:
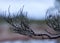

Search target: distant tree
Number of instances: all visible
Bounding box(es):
[55,0,60,11]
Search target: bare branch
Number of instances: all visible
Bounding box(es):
[1,6,60,39]
[45,8,60,32]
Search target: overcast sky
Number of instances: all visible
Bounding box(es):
[0,0,55,20]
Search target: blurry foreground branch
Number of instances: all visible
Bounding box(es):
[1,7,60,39]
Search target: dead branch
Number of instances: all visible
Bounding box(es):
[1,7,60,39]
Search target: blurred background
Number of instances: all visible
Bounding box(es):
[0,0,60,43]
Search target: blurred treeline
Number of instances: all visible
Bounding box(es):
[0,13,45,24]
